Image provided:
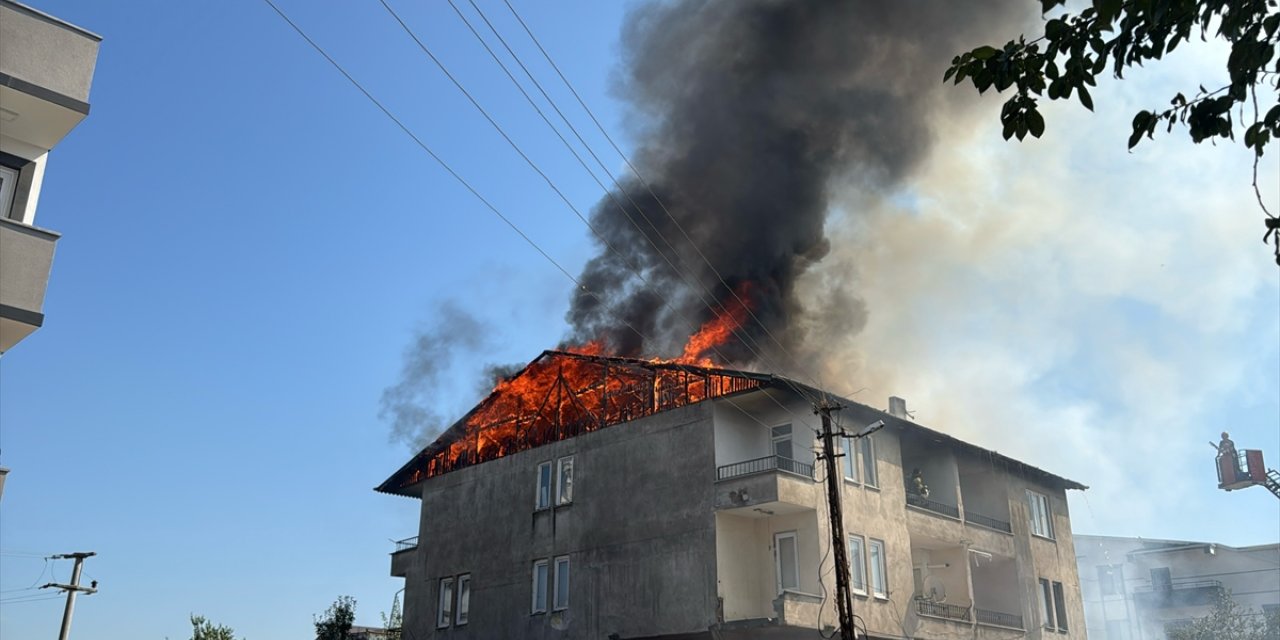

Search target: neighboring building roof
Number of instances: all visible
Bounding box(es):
[377,350,1087,497]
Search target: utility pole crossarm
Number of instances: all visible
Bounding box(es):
[42,551,97,640]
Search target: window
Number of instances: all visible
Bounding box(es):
[0,164,18,221]
[1039,578,1056,629]
[1053,581,1069,631]
[868,539,887,597]
[842,437,859,482]
[861,436,878,487]
[1097,565,1121,596]
[531,559,549,614]
[772,424,794,460]
[456,574,471,625]
[536,461,552,509]
[438,577,455,628]
[775,531,799,592]
[1027,490,1054,538]
[1150,567,1172,591]
[553,555,570,611]
[556,456,574,505]
[848,535,867,594]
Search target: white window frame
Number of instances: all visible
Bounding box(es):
[535,461,552,510]
[556,456,574,505]
[848,534,867,594]
[456,573,471,626]
[869,538,888,598]
[531,559,549,614]
[1027,490,1054,538]
[552,555,570,611]
[861,436,878,488]
[1039,577,1056,629]
[842,437,859,483]
[1053,580,1069,631]
[774,530,800,593]
[437,577,455,629]
[771,424,794,461]
[0,164,19,221]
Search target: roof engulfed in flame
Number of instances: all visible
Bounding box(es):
[376,350,773,496]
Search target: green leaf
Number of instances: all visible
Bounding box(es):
[1129,110,1153,149]
[1028,107,1046,138]
[1045,19,1069,41]
[972,45,1000,60]
[1078,84,1094,111]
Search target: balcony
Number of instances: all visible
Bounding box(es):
[906,493,960,519]
[0,0,99,149]
[0,218,58,351]
[389,536,417,578]
[916,599,971,622]
[717,455,813,481]
[964,510,1013,534]
[1133,580,1224,609]
[975,608,1024,629]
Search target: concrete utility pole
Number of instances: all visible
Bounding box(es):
[817,403,857,640]
[40,552,97,640]
[817,405,886,640]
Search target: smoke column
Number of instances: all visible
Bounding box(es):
[567,0,1032,367]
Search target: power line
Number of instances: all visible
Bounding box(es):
[497,0,835,403]
[259,0,820,432]
[377,0,821,414]
[440,0,827,410]
[364,0,824,429]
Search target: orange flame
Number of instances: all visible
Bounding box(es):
[386,283,764,490]
[676,283,755,366]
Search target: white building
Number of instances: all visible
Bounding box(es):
[0,0,100,352]
[1075,534,1280,640]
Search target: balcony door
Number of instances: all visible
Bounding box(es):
[774,531,799,593]
[772,424,793,461]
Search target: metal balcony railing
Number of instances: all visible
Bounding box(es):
[1132,579,1223,608]
[906,493,960,519]
[975,608,1024,629]
[716,455,814,481]
[916,599,971,622]
[964,510,1013,533]
[392,536,418,553]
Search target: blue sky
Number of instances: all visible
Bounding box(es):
[1,1,1276,638]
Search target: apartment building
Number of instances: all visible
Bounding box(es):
[1075,534,1280,640]
[379,350,1088,639]
[0,0,100,352]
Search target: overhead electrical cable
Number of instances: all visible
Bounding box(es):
[497,0,839,404]
[260,0,820,432]
[373,0,825,422]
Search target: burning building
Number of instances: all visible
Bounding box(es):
[378,348,1089,639]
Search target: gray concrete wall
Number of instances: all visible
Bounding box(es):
[0,1,100,103]
[404,403,719,640]
[0,216,56,312]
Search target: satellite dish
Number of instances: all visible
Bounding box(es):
[923,575,947,603]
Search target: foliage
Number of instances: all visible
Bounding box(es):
[945,0,1280,262]
[1165,590,1280,640]
[314,595,356,640]
[380,594,403,640]
[189,615,239,640]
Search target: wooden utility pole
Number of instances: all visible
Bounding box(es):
[817,403,857,640]
[41,552,97,640]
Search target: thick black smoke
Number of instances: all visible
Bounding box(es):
[567,0,1029,367]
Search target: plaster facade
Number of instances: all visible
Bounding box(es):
[386,368,1089,640]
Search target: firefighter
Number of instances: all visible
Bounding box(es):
[911,468,930,498]
[1217,432,1242,481]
